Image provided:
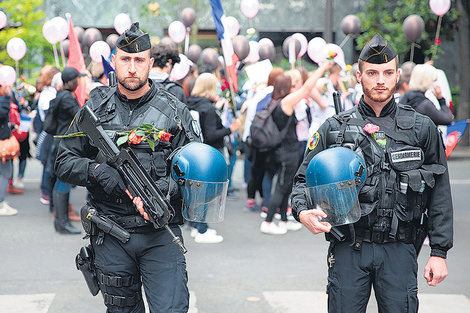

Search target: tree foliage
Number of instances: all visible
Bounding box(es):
[0,0,54,75]
[356,0,459,61]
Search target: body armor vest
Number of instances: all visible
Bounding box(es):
[325,104,445,238]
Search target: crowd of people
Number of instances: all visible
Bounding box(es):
[0,23,455,312]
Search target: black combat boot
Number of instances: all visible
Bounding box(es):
[53,190,81,235]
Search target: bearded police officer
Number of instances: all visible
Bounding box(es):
[55,23,200,312]
[290,34,453,313]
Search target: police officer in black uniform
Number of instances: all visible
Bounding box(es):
[290,34,453,313]
[55,23,200,312]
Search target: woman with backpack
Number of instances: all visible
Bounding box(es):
[260,61,333,235]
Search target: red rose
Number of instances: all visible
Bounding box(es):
[158,131,172,142]
[221,78,230,92]
[435,38,441,45]
[363,123,380,134]
[128,131,142,144]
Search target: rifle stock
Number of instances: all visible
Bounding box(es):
[78,105,187,253]
[333,91,343,115]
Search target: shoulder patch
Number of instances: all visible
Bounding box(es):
[308,132,320,150]
[191,120,201,137]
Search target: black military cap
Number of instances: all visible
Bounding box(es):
[116,22,151,53]
[359,33,397,64]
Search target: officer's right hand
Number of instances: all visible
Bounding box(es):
[93,163,127,196]
[299,207,332,235]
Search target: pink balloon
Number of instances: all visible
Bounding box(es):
[170,54,192,81]
[240,0,259,19]
[89,41,111,63]
[225,16,240,39]
[0,11,7,29]
[292,33,308,58]
[246,41,260,63]
[7,37,27,61]
[0,65,17,86]
[114,13,132,35]
[429,0,451,16]
[51,17,69,42]
[307,37,327,64]
[43,20,59,45]
[168,21,186,44]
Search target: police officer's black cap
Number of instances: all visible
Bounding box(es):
[359,33,397,64]
[116,22,151,53]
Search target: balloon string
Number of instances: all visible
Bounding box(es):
[431,15,442,61]
[60,43,66,69]
[52,44,60,68]
[339,34,351,48]
[410,42,415,63]
[15,60,19,85]
[184,27,190,55]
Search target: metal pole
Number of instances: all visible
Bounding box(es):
[324,0,334,42]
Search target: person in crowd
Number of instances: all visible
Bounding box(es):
[399,63,453,126]
[55,23,200,312]
[48,67,85,234]
[36,66,61,205]
[89,61,108,90]
[149,43,187,104]
[260,61,333,235]
[291,34,453,312]
[242,67,284,213]
[0,85,18,216]
[186,72,240,243]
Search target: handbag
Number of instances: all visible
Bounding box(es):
[0,134,20,163]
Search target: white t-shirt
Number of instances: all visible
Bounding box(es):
[37,86,57,122]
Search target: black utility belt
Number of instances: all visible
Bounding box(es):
[91,193,133,204]
[359,227,415,244]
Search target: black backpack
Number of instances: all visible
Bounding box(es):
[248,99,293,151]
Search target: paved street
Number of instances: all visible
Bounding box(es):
[1,146,470,313]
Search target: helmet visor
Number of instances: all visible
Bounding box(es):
[181,179,228,223]
[305,179,361,226]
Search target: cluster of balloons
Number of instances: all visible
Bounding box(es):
[168,7,196,44]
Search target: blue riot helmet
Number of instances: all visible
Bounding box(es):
[170,142,228,223]
[305,147,367,227]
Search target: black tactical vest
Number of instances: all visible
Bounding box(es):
[326,104,445,237]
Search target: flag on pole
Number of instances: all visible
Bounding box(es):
[445,119,469,158]
[66,16,87,106]
[209,0,239,92]
[101,55,115,79]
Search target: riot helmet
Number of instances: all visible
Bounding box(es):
[305,147,367,226]
[170,142,228,223]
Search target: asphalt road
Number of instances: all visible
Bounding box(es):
[1,147,469,313]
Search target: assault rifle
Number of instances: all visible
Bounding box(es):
[333,91,343,115]
[77,105,187,254]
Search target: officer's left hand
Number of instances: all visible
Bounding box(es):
[131,196,150,221]
[424,256,448,286]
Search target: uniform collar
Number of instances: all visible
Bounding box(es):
[358,96,397,118]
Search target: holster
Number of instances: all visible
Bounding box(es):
[81,202,131,245]
[75,244,100,296]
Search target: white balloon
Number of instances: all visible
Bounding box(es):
[114,13,132,35]
[307,37,327,64]
[170,54,192,81]
[43,20,59,45]
[0,65,17,86]
[51,16,69,42]
[258,38,274,47]
[240,0,259,19]
[246,41,260,63]
[0,11,7,29]
[292,33,308,58]
[225,16,240,39]
[168,21,186,44]
[7,37,27,61]
[89,41,111,63]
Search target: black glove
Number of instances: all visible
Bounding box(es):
[92,163,127,197]
[155,176,178,197]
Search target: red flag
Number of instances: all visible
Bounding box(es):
[66,16,87,106]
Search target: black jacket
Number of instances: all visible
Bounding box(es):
[399,90,453,126]
[53,89,80,136]
[0,94,11,140]
[187,96,231,150]
[154,77,187,104]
